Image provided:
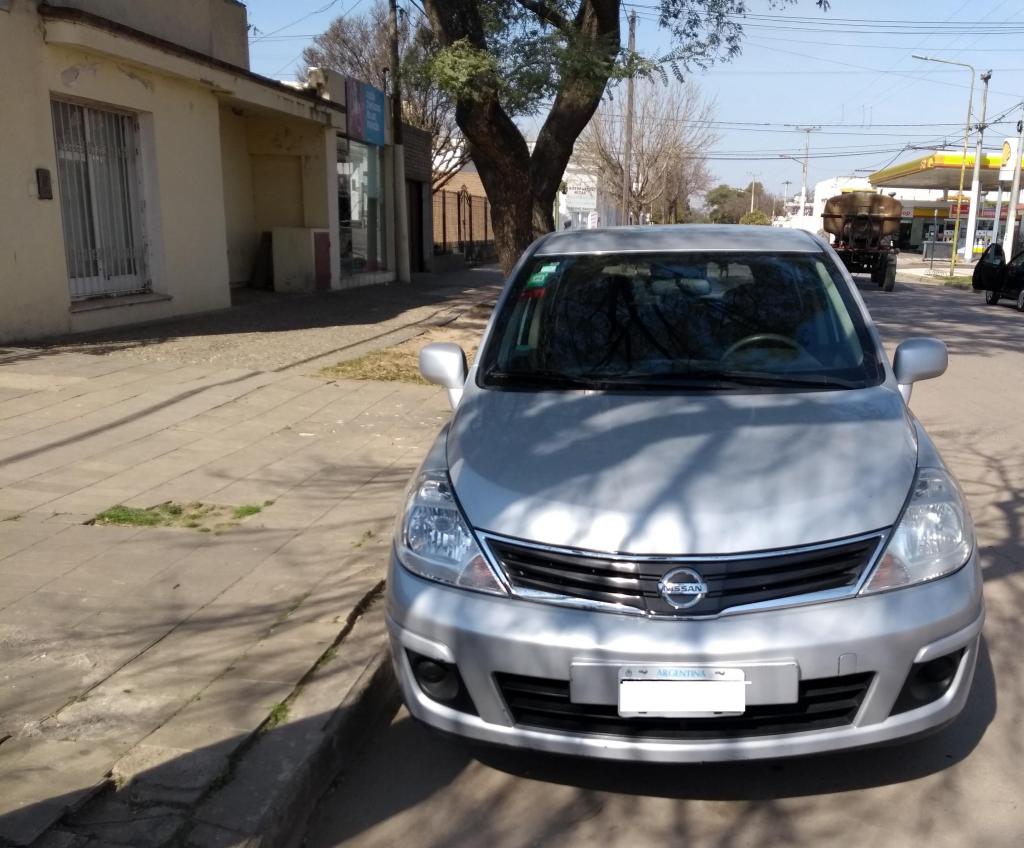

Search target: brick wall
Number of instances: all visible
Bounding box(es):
[444,168,487,198]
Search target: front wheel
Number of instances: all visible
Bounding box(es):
[985,290,1000,305]
[1017,290,1024,312]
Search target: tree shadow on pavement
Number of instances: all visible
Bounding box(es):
[854,277,1024,359]
[304,643,996,848]
[0,268,503,362]
[0,647,396,848]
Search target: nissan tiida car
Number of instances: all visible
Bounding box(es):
[386,225,984,762]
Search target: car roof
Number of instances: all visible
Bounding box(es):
[533,224,823,256]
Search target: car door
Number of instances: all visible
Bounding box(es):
[1005,250,1024,294]
[973,243,1005,291]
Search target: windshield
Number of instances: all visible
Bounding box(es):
[479,251,882,391]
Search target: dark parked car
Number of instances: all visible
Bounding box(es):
[972,243,1024,309]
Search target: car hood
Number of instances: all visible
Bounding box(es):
[447,384,917,555]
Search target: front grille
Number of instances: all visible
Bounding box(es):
[487,534,883,617]
[496,672,874,740]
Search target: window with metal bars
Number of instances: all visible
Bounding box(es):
[51,99,149,300]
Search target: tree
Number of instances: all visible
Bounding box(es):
[706,184,748,224]
[706,181,780,223]
[303,2,468,191]
[422,0,829,270]
[740,209,771,225]
[576,79,715,225]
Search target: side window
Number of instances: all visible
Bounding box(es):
[983,244,1005,265]
[1008,251,1024,269]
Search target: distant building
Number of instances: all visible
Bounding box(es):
[556,156,622,229]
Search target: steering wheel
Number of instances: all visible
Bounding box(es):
[723,333,804,361]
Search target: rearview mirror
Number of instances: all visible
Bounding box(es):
[893,337,947,403]
[419,343,468,409]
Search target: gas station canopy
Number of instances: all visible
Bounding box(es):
[869,150,1006,191]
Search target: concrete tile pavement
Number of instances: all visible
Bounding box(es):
[0,268,500,846]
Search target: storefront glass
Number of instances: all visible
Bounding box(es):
[337,137,386,277]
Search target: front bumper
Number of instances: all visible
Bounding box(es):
[386,550,984,762]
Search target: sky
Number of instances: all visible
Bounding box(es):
[244,0,1024,200]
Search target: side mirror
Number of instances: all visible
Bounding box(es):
[419,343,468,409]
[893,338,947,403]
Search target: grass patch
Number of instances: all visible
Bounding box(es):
[926,273,974,289]
[93,505,164,527]
[321,348,430,384]
[319,302,492,384]
[265,701,289,730]
[92,501,261,532]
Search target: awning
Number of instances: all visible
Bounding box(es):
[869,151,1004,191]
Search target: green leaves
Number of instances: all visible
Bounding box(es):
[429,39,500,101]
[740,209,772,225]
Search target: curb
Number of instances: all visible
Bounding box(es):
[181,597,402,848]
[271,653,399,848]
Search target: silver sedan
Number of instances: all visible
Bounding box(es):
[386,225,984,762]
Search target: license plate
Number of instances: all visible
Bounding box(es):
[618,666,746,718]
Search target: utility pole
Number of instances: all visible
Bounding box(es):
[747,172,760,213]
[1002,111,1024,257]
[621,10,636,226]
[388,0,411,282]
[963,70,992,263]
[795,127,820,217]
[782,179,792,216]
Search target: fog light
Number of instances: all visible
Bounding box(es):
[892,649,964,715]
[407,651,477,714]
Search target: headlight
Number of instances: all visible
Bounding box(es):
[396,469,507,595]
[862,467,974,594]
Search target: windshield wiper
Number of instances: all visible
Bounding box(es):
[483,369,608,389]
[596,370,861,390]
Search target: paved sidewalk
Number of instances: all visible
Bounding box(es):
[895,253,975,285]
[0,268,501,846]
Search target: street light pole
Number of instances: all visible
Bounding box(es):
[913,55,975,277]
[963,70,992,262]
[1002,110,1024,257]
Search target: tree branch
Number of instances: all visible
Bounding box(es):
[514,0,573,33]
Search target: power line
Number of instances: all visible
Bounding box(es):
[261,0,368,77]
[250,0,348,44]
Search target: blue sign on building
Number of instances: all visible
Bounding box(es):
[363,85,386,146]
[346,78,386,147]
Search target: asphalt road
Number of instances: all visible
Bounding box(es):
[303,278,1024,848]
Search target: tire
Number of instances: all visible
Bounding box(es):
[882,256,896,292]
[1017,290,1024,312]
[985,290,1000,305]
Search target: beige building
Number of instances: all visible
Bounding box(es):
[0,0,431,343]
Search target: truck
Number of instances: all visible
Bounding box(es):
[821,191,901,292]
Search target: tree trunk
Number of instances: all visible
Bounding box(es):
[424,0,620,273]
